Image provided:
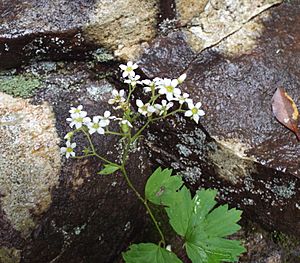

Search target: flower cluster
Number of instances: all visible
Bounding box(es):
[118,61,205,122]
[61,61,205,159]
[61,105,120,158]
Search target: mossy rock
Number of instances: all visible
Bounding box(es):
[0,75,41,98]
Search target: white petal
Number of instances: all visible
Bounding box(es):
[112,89,118,96]
[143,87,151,92]
[173,88,181,95]
[171,79,179,87]
[70,152,76,157]
[119,64,127,70]
[195,102,202,108]
[89,128,96,134]
[60,147,67,153]
[136,99,143,107]
[75,122,82,129]
[132,63,138,69]
[66,141,71,147]
[187,101,194,109]
[148,106,156,113]
[127,61,133,67]
[185,110,193,117]
[167,102,174,108]
[142,79,151,85]
[163,78,171,86]
[166,93,174,101]
[104,111,111,118]
[178,73,187,83]
[97,128,105,134]
[193,114,199,124]
[120,89,125,96]
[71,143,76,148]
[128,71,136,77]
[198,110,205,116]
[93,116,100,122]
[122,71,128,78]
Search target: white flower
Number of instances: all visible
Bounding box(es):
[185,101,205,124]
[154,100,174,115]
[158,78,181,101]
[108,89,126,105]
[136,99,156,116]
[61,141,76,159]
[119,61,138,78]
[174,92,191,105]
[99,111,116,127]
[69,105,87,117]
[88,116,105,135]
[124,75,141,86]
[120,119,133,128]
[67,114,91,129]
[177,73,187,84]
[142,79,157,93]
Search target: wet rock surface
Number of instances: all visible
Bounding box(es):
[0,0,98,69]
[139,0,300,239]
[0,0,159,69]
[0,0,300,262]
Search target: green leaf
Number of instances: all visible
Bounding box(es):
[123,243,183,263]
[164,185,193,236]
[185,189,246,263]
[145,167,182,206]
[98,164,120,175]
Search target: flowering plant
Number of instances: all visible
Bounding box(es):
[61,62,245,262]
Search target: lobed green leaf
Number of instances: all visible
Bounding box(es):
[123,243,183,263]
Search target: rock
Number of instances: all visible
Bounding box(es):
[0,0,98,69]
[175,0,282,52]
[0,61,153,262]
[0,93,61,237]
[84,0,159,60]
[0,0,159,69]
[138,1,300,239]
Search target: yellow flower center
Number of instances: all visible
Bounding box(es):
[191,108,198,115]
[75,117,83,122]
[166,86,174,93]
[66,147,73,153]
[92,123,100,129]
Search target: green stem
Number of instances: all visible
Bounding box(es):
[105,130,125,136]
[120,166,165,247]
[81,128,117,166]
[151,108,184,122]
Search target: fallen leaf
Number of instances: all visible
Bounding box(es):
[272,87,300,141]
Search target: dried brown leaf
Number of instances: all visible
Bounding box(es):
[272,87,300,141]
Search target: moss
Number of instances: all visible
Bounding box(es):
[0,75,41,98]
[0,247,21,263]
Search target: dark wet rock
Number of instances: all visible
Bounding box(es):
[138,1,300,239]
[0,0,98,69]
[0,0,159,69]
